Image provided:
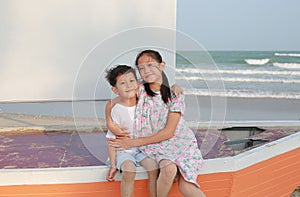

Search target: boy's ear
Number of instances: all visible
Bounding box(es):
[111,86,119,95]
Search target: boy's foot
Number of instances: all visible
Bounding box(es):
[106,167,117,182]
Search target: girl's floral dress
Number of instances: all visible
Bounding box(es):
[133,85,204,187]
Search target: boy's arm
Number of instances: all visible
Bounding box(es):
[105,97,130,137]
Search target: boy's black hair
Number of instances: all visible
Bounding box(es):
[135,49,171,104]
[105,65,137,87]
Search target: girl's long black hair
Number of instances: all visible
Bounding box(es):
[135,49,171,104]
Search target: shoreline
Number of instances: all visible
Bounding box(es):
[1,111,300,132]
[1,96,300,122]
[185,95,300,122]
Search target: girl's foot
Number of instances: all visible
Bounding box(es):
[106,167,117,182]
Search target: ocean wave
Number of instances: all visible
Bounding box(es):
[175,76,300,84]
[273,62,300,70]
[176,68,300,76]
[184,88,300,99]
[244,59,270,65]
[274,53,300,57]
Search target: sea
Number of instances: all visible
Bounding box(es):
[1,51,300,120]
[175,51,300,100]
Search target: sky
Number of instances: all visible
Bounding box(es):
[177,0,300,51]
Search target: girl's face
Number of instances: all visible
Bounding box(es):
[137,54,165,84]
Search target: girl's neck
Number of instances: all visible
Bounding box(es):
[149,82,161,91]
[119,97,136,107]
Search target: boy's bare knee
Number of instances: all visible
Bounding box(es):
[121,160,136,171]
[140,157,158,172]
[121,160,136,181]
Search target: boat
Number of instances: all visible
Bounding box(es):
[0,113,299,197]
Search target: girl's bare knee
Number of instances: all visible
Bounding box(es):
[159,160,177,180]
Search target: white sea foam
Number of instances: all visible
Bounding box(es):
[176,68,300,76]
[184,88,300,99]
[175,76,300,84]
[273,62,300,70]
[274,53,300,57]
[244,59,270,65]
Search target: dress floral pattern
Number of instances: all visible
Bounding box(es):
[133,85,204,187]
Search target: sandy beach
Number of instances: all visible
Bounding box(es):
[185,96,300,121]
[1,96,300,123]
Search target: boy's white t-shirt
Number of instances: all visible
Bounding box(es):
[106,103,136,152]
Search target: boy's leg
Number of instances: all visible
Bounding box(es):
[106,143,117,181]
[157,159,177,197]
[120,160,136,197]
[140,157,159,197]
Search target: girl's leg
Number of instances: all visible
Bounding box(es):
[157,159,177,197]
[178,174,206,197]
[140,157,159,197]
[120,160,136,197]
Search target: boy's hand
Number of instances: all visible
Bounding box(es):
[171,84,184,97]
[106,167,117,182]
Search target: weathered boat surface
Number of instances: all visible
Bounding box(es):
[0,113,300,196]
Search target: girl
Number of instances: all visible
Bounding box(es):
[109,50,205,197]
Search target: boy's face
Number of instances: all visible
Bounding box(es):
[112,72,138,99]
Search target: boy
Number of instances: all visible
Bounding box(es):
[105,65,158,197]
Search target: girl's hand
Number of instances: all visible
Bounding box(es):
[109,137,133,150]
[114,124,131,137]
[171,84,184,97]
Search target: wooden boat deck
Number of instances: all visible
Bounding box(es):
[0,113,300,196]
[2,127,297,169]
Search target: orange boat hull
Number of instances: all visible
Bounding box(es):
[1,146,299,197]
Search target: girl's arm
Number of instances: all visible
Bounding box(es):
[135,112,181,145]
[110,112,181,149]
[105,97,130,137]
